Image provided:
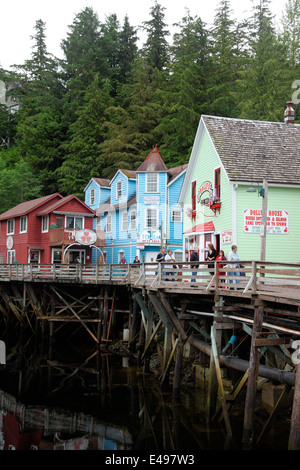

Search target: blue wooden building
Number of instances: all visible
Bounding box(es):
[84,146,187,264]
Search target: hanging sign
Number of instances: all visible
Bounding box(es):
[6,236,14,250]
[243,209,289,234]
[197,181,213,203]
[75,229,97,245]
[221,230,233,244]
[139,230,161,244]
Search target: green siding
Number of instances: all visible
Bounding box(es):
[183,130,233,244]
[236,185,300,262]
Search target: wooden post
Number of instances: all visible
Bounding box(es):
[242,303,264,448]
[289,364,300,450]
[207,295,224,419]
[102,288,109,340]
[172,333,183,400]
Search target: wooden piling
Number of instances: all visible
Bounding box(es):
[242,303,264,448]
[289,364,300,450]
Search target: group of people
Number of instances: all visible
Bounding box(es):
[190,244,242,286]
[156,248,178,280]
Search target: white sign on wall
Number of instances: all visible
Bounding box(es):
[139,230,161,244]
[243,209,289,234]
[221,230,233,244]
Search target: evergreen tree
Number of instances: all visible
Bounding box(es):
[142,1,170,71]
[155,10,211,164]
[60,7,103,128]
[99,58,162,177]
[118,15,138,84]
[208,0,243,117]
[13,19,64,194]
[236,0,290,121]
[58,76,115,197]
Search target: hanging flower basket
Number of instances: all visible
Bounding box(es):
[208,198,221,214]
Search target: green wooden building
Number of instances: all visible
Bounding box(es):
[179,105,300,263]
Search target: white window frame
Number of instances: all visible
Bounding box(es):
[116,180,122,200]
[7,218,14,235]
[42,215,49,233]
[146,173,158,193]
[145,207,158,229]
[65,216,84,230]
[7,250,15,264]
[121,211,128,232]
[106,214,112,233]
[171,209,182,223]
[90,188,95,206]
[20,216,27,233]
[130,209,136,231]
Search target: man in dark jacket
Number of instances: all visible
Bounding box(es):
[156,248,166,262]
[190,250,199,284]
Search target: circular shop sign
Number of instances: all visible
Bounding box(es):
[75,229,97,246]
[6,236,14,250]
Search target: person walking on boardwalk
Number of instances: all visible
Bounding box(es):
[190,250,199,284]
[207,243,217,275]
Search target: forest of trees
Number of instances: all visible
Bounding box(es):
[0,0,299,213]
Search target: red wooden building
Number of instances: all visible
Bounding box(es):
[0,193,104,265]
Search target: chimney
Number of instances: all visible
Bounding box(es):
[284,101,294,124]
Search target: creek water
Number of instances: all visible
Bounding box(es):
[0,341,291,452]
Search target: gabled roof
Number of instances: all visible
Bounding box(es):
[202,115,300,184]
[0,193,62,220]
[136,145,168,172]
[180,115,300,204]
[110,169,136,185]
[84,177,111,193]
[36,195,98,217]
[168,164,188,184]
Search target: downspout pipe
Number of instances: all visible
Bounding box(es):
[188,335,295,388]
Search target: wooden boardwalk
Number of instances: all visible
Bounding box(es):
[1,260,300,306]
[1,260,300,449]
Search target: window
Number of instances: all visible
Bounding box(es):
[145,208,158,228]
[42,216,49,233]
[20,216,27,233]
[52,249,62,264]
[130,210,136,230]
[56,217,63,228]
[146,173,158,193]
[7,219,14,235]
[106,214,112,233]
[90,188,95,205]
[215,168,221,199]
[121,211,128,231]
[66,216,83,229]
[7,250,15,264]
[116,181,122,199]
[191,181,196,211]
[171,209,182,223]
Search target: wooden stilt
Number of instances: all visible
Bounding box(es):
[242,303,264,449]
[289,364,300,450]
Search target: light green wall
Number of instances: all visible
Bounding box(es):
[183,130,233,245]
[236,185,300,262]
[183,125,300,263]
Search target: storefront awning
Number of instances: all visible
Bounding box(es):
[28,244,44,251]
[183,222,215,234]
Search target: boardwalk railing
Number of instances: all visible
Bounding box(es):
[1,261,300,302]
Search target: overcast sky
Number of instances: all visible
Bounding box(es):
[1,0,286,70]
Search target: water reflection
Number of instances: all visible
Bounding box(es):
[0,346,230,451]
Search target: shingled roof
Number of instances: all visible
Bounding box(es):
[202,115,300,185]
[0,194,62,220]
[136,145,168,172]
